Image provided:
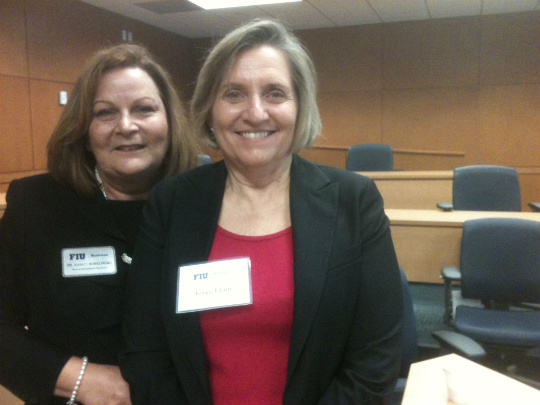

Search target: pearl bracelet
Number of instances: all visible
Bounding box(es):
[66,356,88,405]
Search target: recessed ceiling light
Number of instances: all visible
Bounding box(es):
[188,0,301,10]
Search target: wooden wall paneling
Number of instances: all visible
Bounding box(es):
[191,37,214,81]
[382,87,477,162]
[0,0,28,77]
[0,76,33,172]
[477,84,540,166]
[390,223,462,284]
[393,150,466,171]
[139,27,196,96]
[480,12,540,85]
[383,17,480,90]
[100,10,197,97]
[298,24,383,92]
[519,169,540,211]
[29,80,73,169]
[26,0,104,83]
[298,147,347,170]
[370,173,453,210]
[317,91,382,147]
[0,170,47,192]
[98,8,133,46]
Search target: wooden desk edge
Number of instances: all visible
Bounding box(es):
[357,170,453,180]
[386,209,540,227]
[357,167,540,180]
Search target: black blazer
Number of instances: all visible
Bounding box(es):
[122,155,403,405]
[0,174,140,405]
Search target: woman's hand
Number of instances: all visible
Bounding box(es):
[76,363,131,405]
[55,357,131,405]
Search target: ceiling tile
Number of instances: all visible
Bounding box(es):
[482,0,539,14]
[78,0,540,38]
[367,0,429,23]
[208,6,273,30]
[307,0,381,26]
[258,2,333,30]
[426,0,481,19]
[134,0,201,14]
[160,10,233,37]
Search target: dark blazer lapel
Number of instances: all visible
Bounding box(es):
[286,155,338,378]
[169,163,228,400]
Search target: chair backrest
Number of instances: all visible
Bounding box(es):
[198,154,212,166]
[399,267,418,377]
[346,144,393,171]
[453,165,521,211]
[460,218,540,304]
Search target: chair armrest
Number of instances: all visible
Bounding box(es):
[437,202,454,211]
[441,266,461,281]
[431,330,486,359]
[441,267,461,326]
[528,202,540,212]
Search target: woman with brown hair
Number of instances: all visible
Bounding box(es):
[0,43,199,405]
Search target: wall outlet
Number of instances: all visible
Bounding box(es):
[59,91,68,106]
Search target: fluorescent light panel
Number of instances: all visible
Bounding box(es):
[188,0,301,10]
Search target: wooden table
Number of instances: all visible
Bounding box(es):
[386,209,540,283]
[0,385,22,405]
[402,354,540,405]
[358,170,453,210]
[359,169,540,213]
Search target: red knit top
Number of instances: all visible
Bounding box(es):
[199,225,295,405]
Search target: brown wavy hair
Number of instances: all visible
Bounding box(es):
[47,43,199,197]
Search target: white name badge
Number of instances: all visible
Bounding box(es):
[62,247,117,277]
[176,257,252,314]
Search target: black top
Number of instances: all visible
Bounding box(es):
[108,200,145,252]
[0,173,144,405]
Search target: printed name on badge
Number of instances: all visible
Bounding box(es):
[176,257,252,313]
[62,247,117,277]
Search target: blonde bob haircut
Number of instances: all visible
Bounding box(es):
[47,43,199,198]
[191,18,322,153]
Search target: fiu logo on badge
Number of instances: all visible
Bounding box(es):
[177,258,253,313]
[62,247,117,277]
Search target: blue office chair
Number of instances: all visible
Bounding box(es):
[198,154,212,166]
[432,218,540,378]
[346,144,393,172]
[437,165,521,211]
[384,267,418,405]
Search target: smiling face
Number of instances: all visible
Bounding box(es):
[88,67,169,196]
[211,45,298,173]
